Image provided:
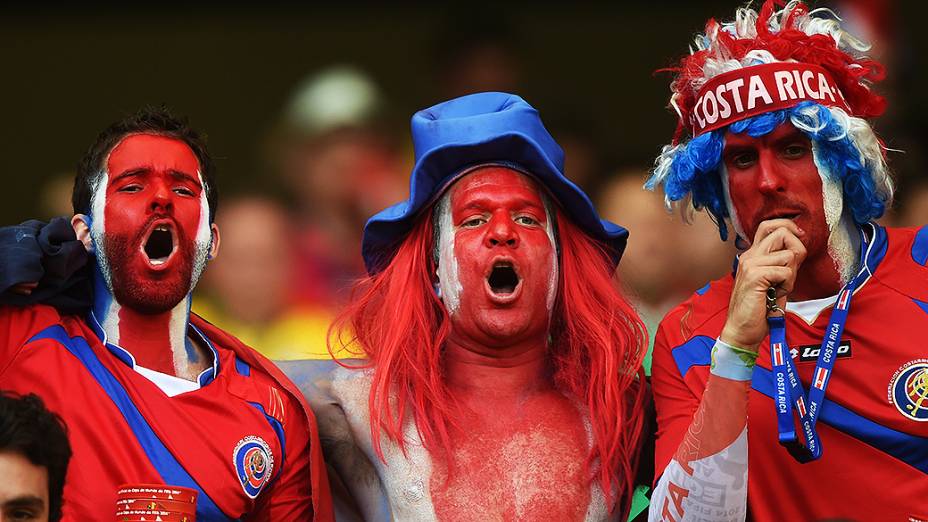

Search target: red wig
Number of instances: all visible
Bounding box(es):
[330,206,647,513]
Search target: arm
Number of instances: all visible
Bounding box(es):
[650,220,805,522]
[277,359,390,522]
[0,217,91,314]
[649,335,751,522]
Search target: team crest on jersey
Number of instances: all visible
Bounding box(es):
[233,436,275,498]
[887,359,928,422]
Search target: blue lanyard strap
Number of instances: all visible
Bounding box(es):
[767,227,870,463]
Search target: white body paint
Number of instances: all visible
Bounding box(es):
[325,365,614,521]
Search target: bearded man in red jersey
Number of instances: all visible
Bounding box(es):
[280,92,649,521]
[0,108,332,521]
[645,2,927,520]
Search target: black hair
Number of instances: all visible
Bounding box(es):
[72,106,218,222]
[0,392,72,522]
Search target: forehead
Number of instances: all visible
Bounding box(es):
[448,167,544,206]
[105,134,200,177]
[723,121,808,148]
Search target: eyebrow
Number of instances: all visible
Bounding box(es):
[3,494,45,510]
[170,170,203,188]
[459,196,545,213]
[108,168,202,189]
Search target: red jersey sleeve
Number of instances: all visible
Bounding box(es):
[248,392,314,521]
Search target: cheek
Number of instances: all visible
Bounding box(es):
[723,172,758,237]
[174,199,205,238]
[103,197,145,235]
[452,238,486,289]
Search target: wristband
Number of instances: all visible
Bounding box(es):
[710,338,757,381]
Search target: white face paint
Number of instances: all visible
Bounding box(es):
[540,194,559,314]
[719,163,747,242]
[435,194,463,315]
[89,171,114,292]
[189,169,213,291]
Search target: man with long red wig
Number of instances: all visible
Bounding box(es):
[280,92,648,520]
[645,1,927,520]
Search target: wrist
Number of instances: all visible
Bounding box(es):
[711,338,757,381]
[719,327,760,354]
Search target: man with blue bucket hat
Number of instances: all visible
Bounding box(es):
[281,92,650,520]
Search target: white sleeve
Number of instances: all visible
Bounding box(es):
[649,339,753,522]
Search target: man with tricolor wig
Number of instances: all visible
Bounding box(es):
[280,92,649,520]
[0,108,332,520]
[645,1,928,520]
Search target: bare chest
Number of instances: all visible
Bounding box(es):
[330,370,613,521]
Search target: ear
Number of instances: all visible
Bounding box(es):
[208,223,221,260]
[70,214,94,253]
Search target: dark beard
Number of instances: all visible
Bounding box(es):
[102,228,195,315]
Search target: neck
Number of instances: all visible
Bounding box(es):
[91,265,207,380]
[790,215,861,302]
[444,331,550,396]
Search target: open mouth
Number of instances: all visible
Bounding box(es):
[487,261,520,295]
[142,224,176,266]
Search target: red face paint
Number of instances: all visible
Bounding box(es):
[100,134,205,313]
[444,167,556,348]
[724,122,829,257]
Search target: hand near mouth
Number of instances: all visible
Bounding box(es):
[721,218,807,351]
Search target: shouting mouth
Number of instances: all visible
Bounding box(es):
[485,259,522,304]
[140,220,177,269]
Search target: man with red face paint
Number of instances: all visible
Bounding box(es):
[278,92,649,521]
[0,108,332,520]
[645,2,927,521]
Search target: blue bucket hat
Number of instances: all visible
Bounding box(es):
[361,92,628,274]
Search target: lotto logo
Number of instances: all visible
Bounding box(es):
[799,341,852,363]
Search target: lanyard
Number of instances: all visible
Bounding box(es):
[767,227,870,463]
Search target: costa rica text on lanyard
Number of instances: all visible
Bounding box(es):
[767,225,873,463]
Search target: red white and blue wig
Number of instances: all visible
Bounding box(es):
[646,0,893,241]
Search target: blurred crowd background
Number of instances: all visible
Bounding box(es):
[2,2,925,366]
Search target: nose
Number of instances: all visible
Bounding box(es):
[484,214,518,248]
[150,181,174,213]
[756,149,788,194]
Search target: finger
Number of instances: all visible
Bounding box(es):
[754,226,807,264]
[740,265,794,291]
[745,250,797,269]
[752,219,804,245]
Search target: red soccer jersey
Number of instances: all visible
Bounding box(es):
[0,303,330,521]
[652,224,928,521]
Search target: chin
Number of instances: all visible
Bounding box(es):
[472,309,544,345]
[112,277,190,314]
